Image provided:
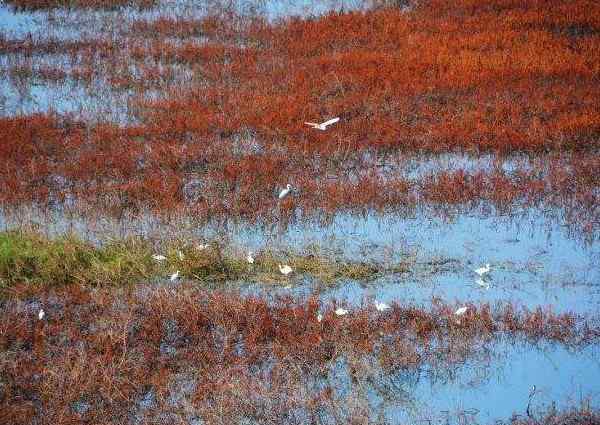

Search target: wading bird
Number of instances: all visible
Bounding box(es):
[474,263,491,277]
[195,243,208,251]
[152,254,166,261]
[455,306,468,316]
[375,301,390,312]
[317,313,323,322]
[38,309,45,320]
[305,117,340,131]
[246,252,254,264]
[177,250,184,260]
[476,277,490,290]
[170,271,181,282]
[335,307,349,316]
[279,264,293,275]
[278,184,292,199]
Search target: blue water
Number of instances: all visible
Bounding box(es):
[386,342,600,423]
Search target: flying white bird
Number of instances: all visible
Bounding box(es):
[305,117,340,131]
[152,254,167,261]
[246,252,254,264]
[375,301,390,312]
[38,309,45,320]
[335,307,349,316]
[170,271,181,282]
[474,263,491,277]
[279,264,293,275]
[317,313,323,322]
[278,184,292,199]
[455,306,468,316]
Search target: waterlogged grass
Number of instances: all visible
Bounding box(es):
[0,231,411,290]
[1,284,597,424]
[5,0,157,11]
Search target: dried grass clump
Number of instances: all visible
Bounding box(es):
[510,406,600,425]
[5,0,156,10]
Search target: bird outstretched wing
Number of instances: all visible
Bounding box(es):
[321,117,340,126]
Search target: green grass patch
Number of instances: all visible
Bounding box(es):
[0,230,427,290]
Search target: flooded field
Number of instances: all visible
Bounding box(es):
[1,0,599,424]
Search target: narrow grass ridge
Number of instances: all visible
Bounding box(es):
[0,231,409,289]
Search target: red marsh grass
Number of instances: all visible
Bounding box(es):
[0,282,598,424]
[0,0,599,231]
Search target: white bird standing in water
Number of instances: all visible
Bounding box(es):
[474,263,491,277]
[38,309,45,321]
[305,117,340,131]
[476,277,490,290]
[374,301,390,312]
[152,254,166,261]
[170,271,181,282]
[455,306,468,316]
[279,264,293,275]
[246,252,254,264]
[335,307,349,316]
[278,184,292,199]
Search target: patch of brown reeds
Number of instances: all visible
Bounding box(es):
[0,283,597,424]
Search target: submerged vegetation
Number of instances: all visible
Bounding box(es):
[4,0,156,10]
[1,283,598,424]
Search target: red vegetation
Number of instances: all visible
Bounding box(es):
[0,283,596,424]
[0,0,599,231]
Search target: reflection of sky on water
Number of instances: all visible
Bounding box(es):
[0,5,43,37]
[386,342,600,423]
[5,206,595,316]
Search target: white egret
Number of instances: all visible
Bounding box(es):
[246,252,254,264]
[195,243,208,251]
[317,313,323,322]
[335,307,349,316]
[177,250,184,260]
[304,117,340,131]
[455,306,468,316]
[38,309,45,321]
[374,301,390,312]
[279,264,293,275]
[152,254,166,261]
[170,271,181,282]
[278,184,292,199]
[476,277,490,290]
[474,263,491,277]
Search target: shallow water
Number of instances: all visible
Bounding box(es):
[3,204,598,317]
[0,0,370,120]
[386,341,600,423]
